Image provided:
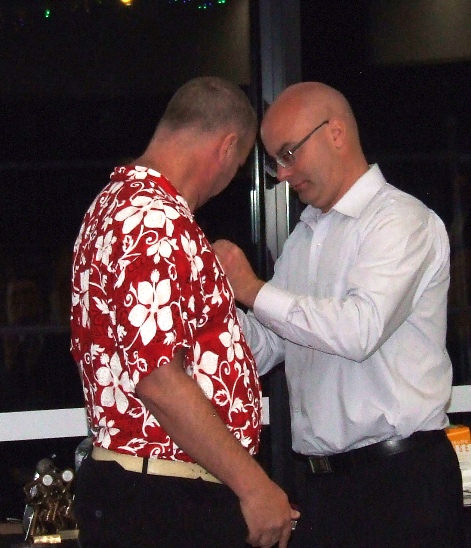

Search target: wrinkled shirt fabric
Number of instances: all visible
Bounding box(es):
[238,164,452,456]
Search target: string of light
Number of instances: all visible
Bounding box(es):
[0,0,230,35]
[0,0,228,29]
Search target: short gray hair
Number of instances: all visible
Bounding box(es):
[159,76,257,140]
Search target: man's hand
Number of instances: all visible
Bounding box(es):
[241,478,300,548]
[212,239,265,308]
[136,351,298,547]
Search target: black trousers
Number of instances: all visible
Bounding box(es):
[289,433,465,547]
[73,457,248,548]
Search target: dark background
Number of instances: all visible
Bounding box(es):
[1,0,470,261]
[0,0,470,524]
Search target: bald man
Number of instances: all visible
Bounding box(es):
[213,82,464,547]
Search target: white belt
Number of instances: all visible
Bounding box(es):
[91,446,221,484]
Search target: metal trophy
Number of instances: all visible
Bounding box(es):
[22,458,79,545]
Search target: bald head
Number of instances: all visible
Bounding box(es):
[262,82,361,151]
[261,82,369,212]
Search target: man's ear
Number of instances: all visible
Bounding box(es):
[218,132,238,163]
[329,118,346,149]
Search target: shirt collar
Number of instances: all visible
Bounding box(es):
[118,165,190,209]
[301,163,386,224]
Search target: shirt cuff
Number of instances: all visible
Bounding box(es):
[253,283,295,331]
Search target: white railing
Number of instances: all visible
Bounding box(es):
[0,386,469,442]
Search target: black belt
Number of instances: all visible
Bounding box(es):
[302,430,447,475]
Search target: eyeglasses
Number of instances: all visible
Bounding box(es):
[264,119,329,178]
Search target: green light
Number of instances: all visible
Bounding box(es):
[44,9,51,18]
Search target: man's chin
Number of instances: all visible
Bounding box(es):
[291,186,309,204]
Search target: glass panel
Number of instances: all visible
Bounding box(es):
[0,0,256,522]
[300,0,471,386]
[0,0,252,414]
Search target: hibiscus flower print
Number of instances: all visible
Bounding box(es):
[181,232,204,280]
[97,417,120,448]
[128,272,173,346]
[193,341,219,399]
[147,237,178,263]
[219,318,244,362]
[115,195,179,235]
[71,269,90,328]
[95,229,116,266]
[95,351,132,414]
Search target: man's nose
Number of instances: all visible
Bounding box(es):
[277,163,293,183]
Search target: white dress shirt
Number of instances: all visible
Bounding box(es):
[238,164,452,456]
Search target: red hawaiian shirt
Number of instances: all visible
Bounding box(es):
[71,166,262,461]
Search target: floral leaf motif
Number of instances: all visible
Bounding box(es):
[115,263,128,289]
[71,291,79,306]
[147,238,175,259]
[140,315,157,346]
[115,196,179,235]
[230,397,244,414]
[101,386,115,407]
[156,279,171,304]
[218,319,243,363]
[163,206,180,220]
[214,390,229,407]
[239,432,252,450]
[164,331,176,345]
[118,438,147,452]
[116,206,143,234]
[137,281,154,305]
[181,233,204,279]
[211,286,223,305]
[129,303,149,327]
[235,344,244,360]
[79,270,90,327]
[115,386,129,414]
[143,209,166,229]
[91,344,105,358]
[128,405,145,419]
[96,366,112,387]
[93,297,109,314]
[219,332,231,348]
[95,353,130,413]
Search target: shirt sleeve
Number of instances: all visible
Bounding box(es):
[111,217,193,384]
[254,206,450,363]
[236,307,285,375]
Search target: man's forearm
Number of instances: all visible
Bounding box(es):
[136,352,269,496]
[135,350,297,547]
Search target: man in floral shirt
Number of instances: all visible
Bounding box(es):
[70,77,298,548]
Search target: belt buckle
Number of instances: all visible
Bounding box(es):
[308,456,333,474]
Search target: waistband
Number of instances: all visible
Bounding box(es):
[92,446,222,484]
[301,430,447,475]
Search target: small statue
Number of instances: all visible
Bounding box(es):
[23,458,78,543]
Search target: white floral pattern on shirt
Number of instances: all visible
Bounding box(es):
[71,166,261,460]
